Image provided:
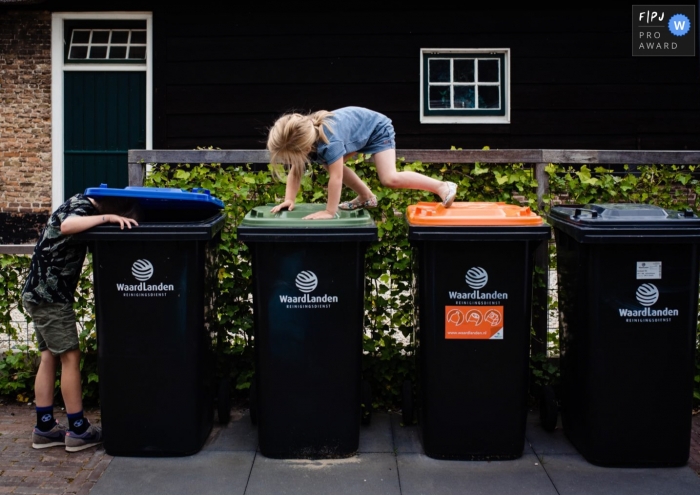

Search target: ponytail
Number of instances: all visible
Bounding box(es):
[267,110,335,181]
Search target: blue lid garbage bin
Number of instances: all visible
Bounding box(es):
[548,203,700,467]
[237,203,377,459]
[407,201,551,460]
[76,184,225,456]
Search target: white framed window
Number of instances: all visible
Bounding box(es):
[420,48,510,124]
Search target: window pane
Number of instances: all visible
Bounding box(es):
[128,46,147,59]
[71,30,90,44]
[111,31,129,44]
[453,86,475,109]
[429,86,451,109]
[429,59,450,83]
[478,59,499,82]
[68,46,88,59]
[89,46,108,59]
[131,30,147,44]
[453,59,474,83]
[109,46,127,59]
[478,86,500,108]
[92,31,109,44]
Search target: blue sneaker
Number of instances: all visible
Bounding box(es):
[31,422,67,449]
[65,424,103,452]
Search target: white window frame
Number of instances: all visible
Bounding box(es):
[51,12,153,210]
[420,48,510,125]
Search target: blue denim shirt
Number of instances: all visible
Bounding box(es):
[315,107,395,165]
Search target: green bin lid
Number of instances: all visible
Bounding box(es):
[237,204,378,242]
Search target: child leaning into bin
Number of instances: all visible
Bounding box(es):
[22,193,141,452]
[267,106,458,219]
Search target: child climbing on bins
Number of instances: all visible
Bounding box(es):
[266,106,457,219]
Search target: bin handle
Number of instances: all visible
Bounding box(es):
[573,208,598,219]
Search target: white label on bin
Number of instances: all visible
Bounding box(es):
[636,261,661,279]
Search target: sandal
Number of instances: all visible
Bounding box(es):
[441,182,457,208]
[338,195,378,211]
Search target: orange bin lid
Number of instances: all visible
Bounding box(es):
[406,202,544,226]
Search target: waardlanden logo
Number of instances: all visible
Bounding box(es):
[280,271,338,309]
[116,259,175,297]
[448,267,508,305]
[618,283,678,322]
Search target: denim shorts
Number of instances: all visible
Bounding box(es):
[23,299,79,355]
[361,122,396,155]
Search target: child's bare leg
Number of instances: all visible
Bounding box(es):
[372,149,452,199]
[59,349,83,414]
[35,350,58,407]
[342,165,374,200]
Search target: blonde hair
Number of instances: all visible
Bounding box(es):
[267,110,334,180]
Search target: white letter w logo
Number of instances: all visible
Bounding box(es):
[674,20,686,30]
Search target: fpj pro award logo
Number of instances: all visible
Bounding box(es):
[633,5,695,56]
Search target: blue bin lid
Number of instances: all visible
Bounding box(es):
[84,184,224,210]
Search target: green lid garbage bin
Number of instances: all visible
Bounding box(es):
[76,185,225,456]
[548,203,700,467]
[237,203,377,459]
[407,201,550,460]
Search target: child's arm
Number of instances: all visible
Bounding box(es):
[303,159,343,220]
[61,214,139,235]
[270,170,301,213]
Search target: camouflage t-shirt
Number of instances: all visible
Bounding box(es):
[21,194,98,305]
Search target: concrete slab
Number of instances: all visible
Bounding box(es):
[89,451,255,495]
[542,454,700,495]
[245,452,400,495]
[204,409,259,452]
[398,452,558,495]
[359,411,394,453]
[390,411,423,454]
[525,409,579,455]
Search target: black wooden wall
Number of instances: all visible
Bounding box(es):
[11,1,700,151]
[151,3,700,151]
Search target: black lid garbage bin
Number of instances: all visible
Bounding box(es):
[76,184,225,456]
[407,201,550,460]
[548,203,700,467]
[237,203,377,459]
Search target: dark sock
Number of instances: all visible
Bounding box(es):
[36,405,56,432]
[67,411,89,435]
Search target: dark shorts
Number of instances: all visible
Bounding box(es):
[23,299,79,355]
[361,122,396,156]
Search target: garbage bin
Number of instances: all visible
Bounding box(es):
[237,203,377,459]
[547,203,700,467]
[76,184,225,456]
[406,201,550,460]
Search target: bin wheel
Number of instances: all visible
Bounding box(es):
[539,384,558,432]
[249,380,258,426]
[401,380,414,426]
[361,380,372,426]
[217,378,231,425]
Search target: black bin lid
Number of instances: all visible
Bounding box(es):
[548,203,700,243]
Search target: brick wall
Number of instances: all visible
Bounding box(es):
[0,10,52,243]
[0,10,51,215]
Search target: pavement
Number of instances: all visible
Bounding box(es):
[1,403,699,495]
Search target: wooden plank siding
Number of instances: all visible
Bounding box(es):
[150,4,700,151]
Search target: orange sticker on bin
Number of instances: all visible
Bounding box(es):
[407,202,544,226]
[445,306,504,339]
